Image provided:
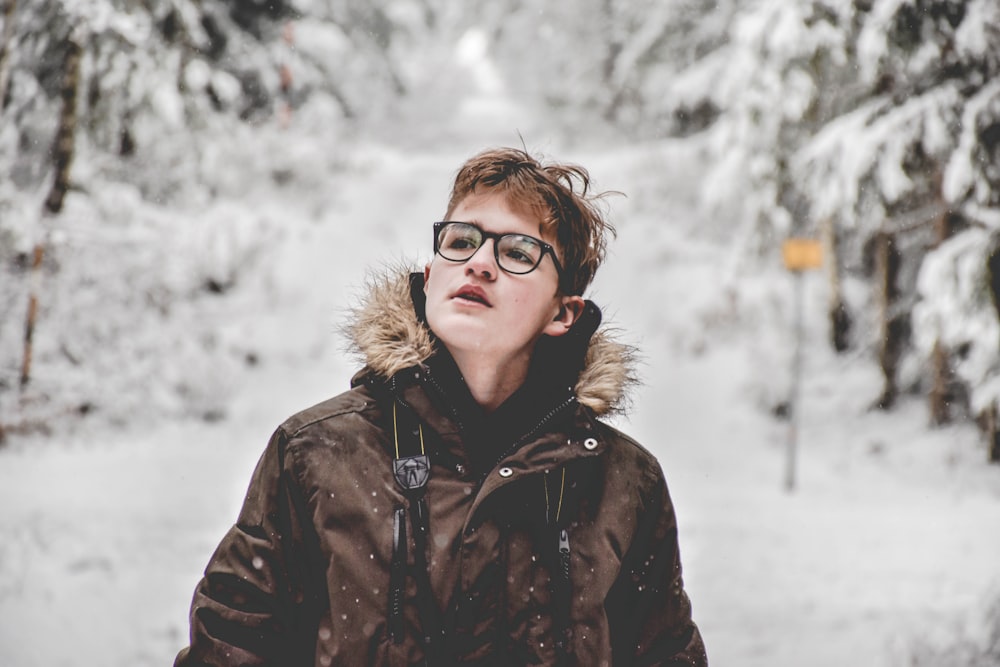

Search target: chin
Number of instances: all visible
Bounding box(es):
[432,318,492,351]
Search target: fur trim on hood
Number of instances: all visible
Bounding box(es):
[344,267,638,417]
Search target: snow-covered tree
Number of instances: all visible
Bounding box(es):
[0,0,440,432]
[3,0,997,457]
[603,0,1000,448]
[792,0,1000,433]
[478,0,737,134]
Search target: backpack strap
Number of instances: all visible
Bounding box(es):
[388,507,407,643]
[391,400,430,491]
[387,401,445,662]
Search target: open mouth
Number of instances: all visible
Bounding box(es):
[454,287,491,306]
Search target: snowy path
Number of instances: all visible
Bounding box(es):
[604,185,1000,666]
[1,139,999,667]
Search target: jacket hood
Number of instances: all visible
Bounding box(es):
[344,267,638,417]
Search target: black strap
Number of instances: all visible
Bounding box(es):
[410,496,444,658]
[388,401,446,662]
[389,508,407,644]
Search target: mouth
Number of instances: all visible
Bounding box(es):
[452,285,492,307]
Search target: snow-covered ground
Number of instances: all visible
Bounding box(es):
[1,107,999,667]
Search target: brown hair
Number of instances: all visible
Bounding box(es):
[444,147,616,296]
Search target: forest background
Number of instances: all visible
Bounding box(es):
[1,1,1000,666]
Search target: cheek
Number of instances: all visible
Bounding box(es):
[424,261,449,301]
[424,282,445,326]
[509,287,557,324]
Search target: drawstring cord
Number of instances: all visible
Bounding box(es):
[393,402,425,458]
[543,468,567,524]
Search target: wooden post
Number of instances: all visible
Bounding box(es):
[781,238,823,492]
[786,270,805,492]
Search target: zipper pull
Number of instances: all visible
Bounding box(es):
[558,529,571,578]
[554,528,573,654]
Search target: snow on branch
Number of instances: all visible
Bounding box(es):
[943,78,1000,205]
[793,83,961,229]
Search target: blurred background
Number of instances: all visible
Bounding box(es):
[1,1,999,665]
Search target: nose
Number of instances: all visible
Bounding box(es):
[465,238,498,281]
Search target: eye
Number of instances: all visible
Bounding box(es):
[441,224,481,252]
[446,236,476,250]
[500,236,541,266]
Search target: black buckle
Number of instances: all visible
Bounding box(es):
[394,454,430,491]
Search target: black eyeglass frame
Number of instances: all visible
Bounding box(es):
[432,221,566,280]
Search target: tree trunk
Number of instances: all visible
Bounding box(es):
[983,401,1000,464]
[823,216,851,352]
[21,33,82,389]
[874,231,902,409]
[19,244,44,389]
[985,247,1000,461]
[0,0,17,111]
[928,339,952,425]
[45,35,83,214]
[927,178,953,424]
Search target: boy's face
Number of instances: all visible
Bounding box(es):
[423,192,583,367]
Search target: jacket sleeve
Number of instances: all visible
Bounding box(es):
[175,428,321,667]
[606,468,708,667]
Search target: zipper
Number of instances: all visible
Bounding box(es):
[421,370,467,433]
[421,369,578,476]
[490,394,577,472]
[558,529,571,578]
[554,527,572,658]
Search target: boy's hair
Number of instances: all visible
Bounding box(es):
[444,147,616,296]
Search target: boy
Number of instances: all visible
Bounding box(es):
[176,148,707,666]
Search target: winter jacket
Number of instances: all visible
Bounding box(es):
[175,270,707,666]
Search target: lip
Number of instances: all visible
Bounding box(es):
[451,284,492,307]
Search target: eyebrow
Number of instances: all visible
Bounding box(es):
[452,220,545,240]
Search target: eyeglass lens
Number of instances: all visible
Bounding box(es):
[437,223,543,273]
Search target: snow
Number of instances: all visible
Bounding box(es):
[2,47,1000,667]
[794,84,964,229]
[914,228,1000,413]
[944,78,1000,204]
[856,0,906,84]
[955,0,999,61]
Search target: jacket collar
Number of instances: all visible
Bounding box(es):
[344,267,637,418]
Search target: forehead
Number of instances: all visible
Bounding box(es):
[450,191,551,239]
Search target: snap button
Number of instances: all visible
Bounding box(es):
[583,437,599,451]
[498,467,513,478]
[455,463,466,475]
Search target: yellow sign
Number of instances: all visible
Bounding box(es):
[782,239,823,271]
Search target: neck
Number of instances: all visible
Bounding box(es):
[448,348,532,413]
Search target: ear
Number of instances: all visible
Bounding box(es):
[423,263,431,292]
[543,295,585,338]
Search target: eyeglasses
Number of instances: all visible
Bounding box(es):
[433,221,565,278]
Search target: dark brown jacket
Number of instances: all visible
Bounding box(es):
[176,271,707,666]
